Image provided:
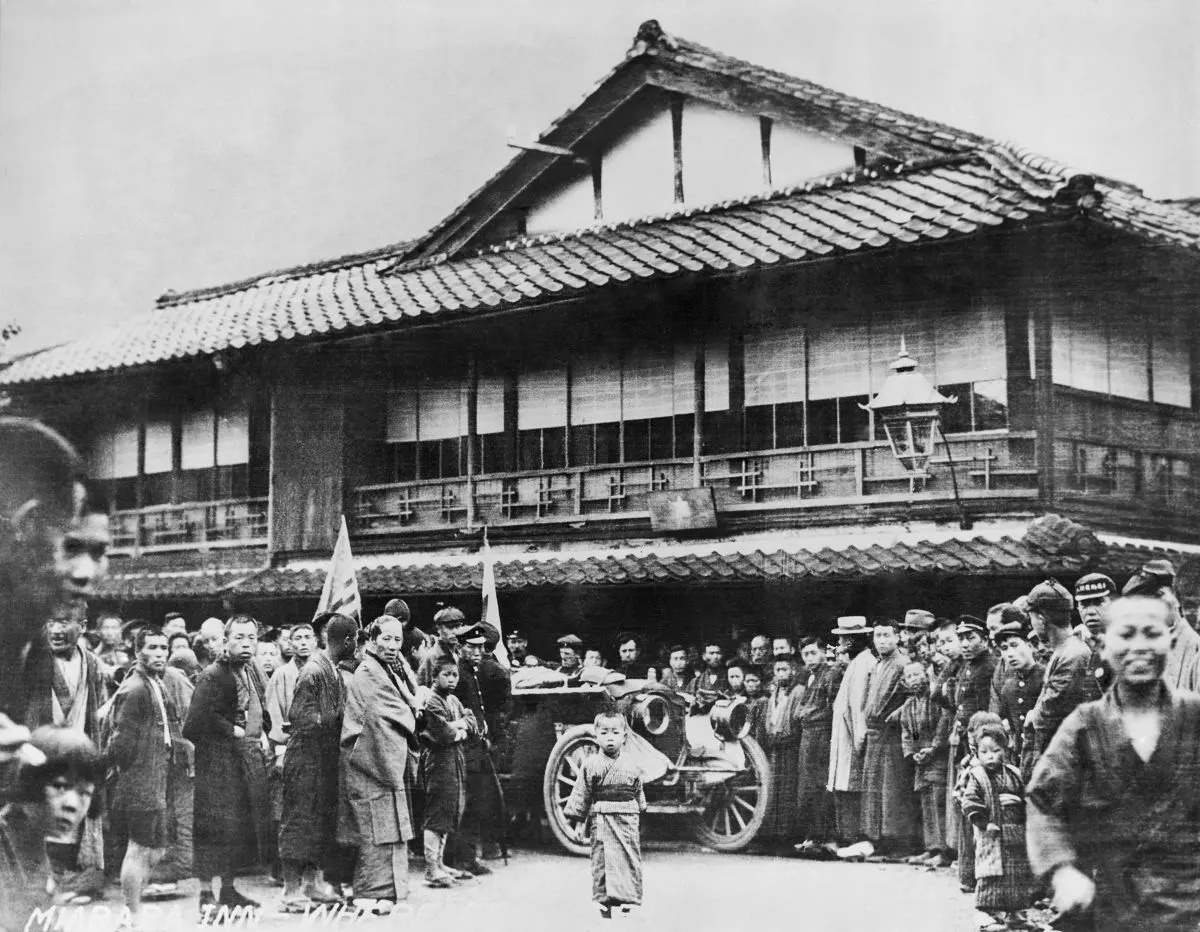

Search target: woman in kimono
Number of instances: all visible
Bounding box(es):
[1027,595,1200,932]
[337,616,418,914]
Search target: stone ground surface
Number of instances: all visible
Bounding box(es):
[55,842,994,932]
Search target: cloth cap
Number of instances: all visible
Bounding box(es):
[556,634,584,649]
[433,606,466,629]
[902,609,935,631]
[830,616,870,636]
[1122,559,1177,597]
[956,615,988,638]
[992,621,1029,644]
[1073,573,1115,603]
[1027,579,1074,612]
[383,598,411,622]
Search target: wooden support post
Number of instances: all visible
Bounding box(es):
[1031,290,1057,506]
[693,340,705,488]
[466,356,478,530]
[671,94,685,204]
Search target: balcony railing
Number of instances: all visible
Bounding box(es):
[353,431,1038,534]
[109,498,269,551]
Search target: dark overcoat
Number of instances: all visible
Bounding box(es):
[109,667,175,817]
[182,657,271,871]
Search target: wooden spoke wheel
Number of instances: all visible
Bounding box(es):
[690,735,771,851]
[542,725,599,856]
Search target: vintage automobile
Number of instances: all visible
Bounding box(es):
[513,668,772,856]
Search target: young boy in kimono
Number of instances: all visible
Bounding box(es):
[899,661,952,867]
[961,723,1033,928]
[954,711,1003,894]
[419,658,473,888]
[563,711,647,918]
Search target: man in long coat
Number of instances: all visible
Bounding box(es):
[338,616,417,909]
[23,606,107,895]
[447,625,496,875]
[183,615,271,917]
[827,617,877,855]
[794,637,842,854]
[278,613,359,911]
[859,620,919,857]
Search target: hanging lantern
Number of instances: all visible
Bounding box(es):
[861,339,955,473]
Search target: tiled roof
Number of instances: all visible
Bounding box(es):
[6,24,1200,386]
[0,152,1119,386]
[227,531,1175,599]
[95,569,255,601]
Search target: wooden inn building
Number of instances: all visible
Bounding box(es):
[7,20,1200,651]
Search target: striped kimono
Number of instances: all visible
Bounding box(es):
[564,750,647,907]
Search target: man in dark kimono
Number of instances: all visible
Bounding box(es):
[476,623,512,861]
[793,637,842,856]
[859,620,919,857]
[1024,580,1094,780]
[1027,594,1200,931]
[183,615,271,918]
[109,628,182,928]
[758,657,805,847]
[278,613,359,912]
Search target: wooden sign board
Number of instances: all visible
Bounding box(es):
[647,487,718,533]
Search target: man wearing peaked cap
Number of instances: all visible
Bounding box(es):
[899,609,934,654]
[1073,574,1115,674]
[1123,559,1200,691]
[551,634,584,677]
[949,614,996,755]
[990,622,1044,762]
[1121,558,1175,597]
[827,617,878,857]
[1023,579,1096,778]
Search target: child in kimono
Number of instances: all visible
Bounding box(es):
[953,711,1003,894]
[564,711,647,918]
[899,661,951,866]
[419,658,473,888]
[961,724,1033,928]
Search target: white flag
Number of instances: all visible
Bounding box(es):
[482,536,509,667]
[316,516,362,624]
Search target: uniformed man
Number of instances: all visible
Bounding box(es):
[988,621,1044,759]
[504,629,529,670]
[1074,572,1115,694]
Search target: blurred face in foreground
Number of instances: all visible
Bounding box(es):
[1104,597,1171,688]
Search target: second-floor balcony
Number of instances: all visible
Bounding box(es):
[109,498,270,552]
[352,431,1039,535]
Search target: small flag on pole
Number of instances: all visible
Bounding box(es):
[482,531,509,668]
[316,516,362,624]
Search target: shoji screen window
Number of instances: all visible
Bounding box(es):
[517,364,567,470]
[89,422,139,509]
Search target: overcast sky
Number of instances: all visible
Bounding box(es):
[1,0,1196,354]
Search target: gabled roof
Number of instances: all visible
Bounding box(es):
[404,19,998,263]
[5,22,1200,388]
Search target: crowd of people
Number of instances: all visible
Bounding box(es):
[2,419,1199,932]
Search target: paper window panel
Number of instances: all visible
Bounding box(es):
[744,322,806,406]
[571,349,622,426]
[932,301,1005,385]
[216,405,250,466]
[181,410,216,470]
[386,389,418,443]
[111,423,140,478]
[88,432,116,480]
[143,419,174,475]
[476,374,506,435]
[418,380,466,441]
[1152,313,1192,408]
[622,345,675,420]
[705,337,730,412]
[1108,324,1150,401]
[1052,305,1109,394]
[807,321,870,400]
[517,365,568,430]
[672,342,697,415]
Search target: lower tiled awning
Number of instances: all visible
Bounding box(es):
[227,527,1179,599]
[95,569,259,601]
